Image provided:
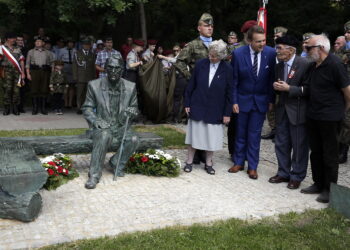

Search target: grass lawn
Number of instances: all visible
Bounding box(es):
[41,208,350,249]
[0,125,186,149]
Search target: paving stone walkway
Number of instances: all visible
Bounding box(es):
[0,115,349,249]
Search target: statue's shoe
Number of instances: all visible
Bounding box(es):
[109,161,125,177]
[85,177,99,189]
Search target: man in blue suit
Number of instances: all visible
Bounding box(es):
[228,25,276,179]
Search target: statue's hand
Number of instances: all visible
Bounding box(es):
[125,107,138,117]
[93,119,110,129]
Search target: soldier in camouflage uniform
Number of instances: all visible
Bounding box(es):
[0,32,25,116]
[337,21,350,163]
[174,13,214,164]
[49,60,68,115]
[226,31,241,58]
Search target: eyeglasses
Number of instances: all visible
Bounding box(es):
[305,45,321,52]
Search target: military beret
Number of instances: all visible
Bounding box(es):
[180,42,187,49]
[241,20,258,33]
[275,35,299,48]
[163,49,173,56]
[344,21,350,32]
[228,31,237,37]
[302,32,315,41]
[5,32,17,39]
[147,39,157,45]
[199,13,213,25]
[274,26,288,35]
[134,39,144,47]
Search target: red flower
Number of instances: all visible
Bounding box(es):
[47,169,55,176]
[141,156,149,163]
[57,166,63,173]
[64,169,69,175]
[129,157,136,162]
[48,161,56,166]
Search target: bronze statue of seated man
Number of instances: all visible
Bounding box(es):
[82,54,139,189]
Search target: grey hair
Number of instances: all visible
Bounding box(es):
[209,39,227,60]
[313,34,331,53]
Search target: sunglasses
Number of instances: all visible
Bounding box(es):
[305,45,321,52]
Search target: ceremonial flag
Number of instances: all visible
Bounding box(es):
[0,45,24,85]
[257,7,267,33]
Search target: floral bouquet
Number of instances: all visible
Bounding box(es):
[40,153,79,190]
[125,149,181,177]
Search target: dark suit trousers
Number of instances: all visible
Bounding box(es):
[275,111,308,181]
[227,112,237,158]
[307,118,340,190]
[234,105,265,170]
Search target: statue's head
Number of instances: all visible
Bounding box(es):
[106,54,124,84]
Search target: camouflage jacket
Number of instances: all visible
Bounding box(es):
[0,45,24,68]
[49,71,68,94]
[174,37,209,79]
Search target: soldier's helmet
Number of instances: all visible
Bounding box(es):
[228,31,237,37]
[274,26,288,35]
[302,33,315,41]
[344,21,350,32]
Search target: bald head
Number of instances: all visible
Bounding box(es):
[334,36,346,52]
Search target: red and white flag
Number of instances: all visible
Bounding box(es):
[257,7,267,34]
[0,45,24,85]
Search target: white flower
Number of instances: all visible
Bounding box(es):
[62,169,67,173]
[163,154,172,160]
[176,159,181,167]
[40,155,55,163]
[149,154,159,160]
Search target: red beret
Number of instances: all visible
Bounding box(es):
[163,49,173,56]
[133,39,144,47]
[241,20,258,33]
[147,39,157,45]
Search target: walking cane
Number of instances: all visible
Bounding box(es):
[113,115,130,181]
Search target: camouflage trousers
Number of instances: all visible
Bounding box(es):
[2,67,20,105]
[339,109,350,145]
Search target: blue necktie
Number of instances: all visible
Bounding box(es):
[253,52,258,76]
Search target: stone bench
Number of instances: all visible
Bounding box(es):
[0,132,163,155]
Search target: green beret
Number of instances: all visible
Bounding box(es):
[344,21,350,31]
[274,26,288,35]
[199,13,213,25]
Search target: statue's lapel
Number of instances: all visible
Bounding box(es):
[101,78,110,114]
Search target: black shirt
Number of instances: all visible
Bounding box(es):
[308,53,349,121]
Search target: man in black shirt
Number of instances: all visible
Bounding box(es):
[301,34,350,203]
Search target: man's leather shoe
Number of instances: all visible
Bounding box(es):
[3,105,10,116]
[228,165,244,173]
[269,175,289,183]
[85,177,99,189]
[316,190,330,203]
[300,184,322,194]
[287,180,301,189]
[247,169,258,179]
[261,129,275,140]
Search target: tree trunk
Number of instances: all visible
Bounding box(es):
[139,2,147,43]
[0,192,43,222]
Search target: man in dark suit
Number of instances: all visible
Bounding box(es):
[228,25,276,179]
[268,35,312,189]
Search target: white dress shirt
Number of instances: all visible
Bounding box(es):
[209,62,220,87]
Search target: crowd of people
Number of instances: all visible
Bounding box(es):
[180,13,350,205]
[1,14,350,203]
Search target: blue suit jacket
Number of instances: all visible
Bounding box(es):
[184,58,233,124]
[231,45,276,113]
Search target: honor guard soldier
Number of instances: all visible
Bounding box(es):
[0,32,25,115]
[72,37,96,114]
[227,31,241,56]
[26,36,54,115]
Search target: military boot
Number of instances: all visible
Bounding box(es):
[12,104,20,115]
[339,143,349,164]
[32,98,38,115]
[3,105,10,116]
[40,97,48,115]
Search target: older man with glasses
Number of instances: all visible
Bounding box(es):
[301,34,350,203]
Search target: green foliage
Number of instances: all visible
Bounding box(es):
[125,149,180,177]
[42,209,350,249]
[41,153,79,190]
